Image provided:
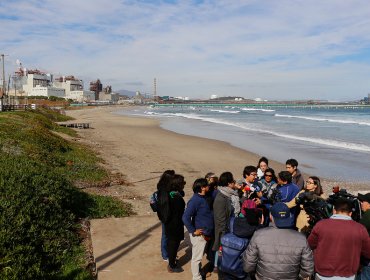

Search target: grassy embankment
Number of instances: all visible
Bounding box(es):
[0,108,133,280]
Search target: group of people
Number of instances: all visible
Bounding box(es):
[151,157,370,280]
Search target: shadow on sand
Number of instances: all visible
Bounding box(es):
[177,231,192,266]
[96,221,162,271]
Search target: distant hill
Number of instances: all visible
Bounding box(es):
[115,89,136,97]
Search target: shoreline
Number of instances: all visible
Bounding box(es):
[67,106,367,215]
[114,106,369,192]
[124,105,370,183]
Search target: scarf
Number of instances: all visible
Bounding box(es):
[218,186,240,216]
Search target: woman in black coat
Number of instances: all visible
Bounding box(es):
[157,174,186,273]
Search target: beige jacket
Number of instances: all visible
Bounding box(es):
[286,191,326,232]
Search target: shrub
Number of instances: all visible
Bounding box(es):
[0,111,107,182]
[0,109,133,279]
[0,155,77,279]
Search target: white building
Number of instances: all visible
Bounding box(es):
[54,76,95,102]
[22,71,65,98]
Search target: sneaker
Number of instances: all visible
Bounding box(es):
[163,258,168,262]
[167,265,183,273]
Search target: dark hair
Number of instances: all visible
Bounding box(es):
[157,170,175,191]
[334,198,352,213]
[219,172,234,187]
[278,171,292,184]
[244,208,263,226]
[164,169,175,176]
[257,157,269,168]
[286,158,298,168]
[205,172,216,179]
[170,174,186,192]
[243,166,257,178]
[264,168,277,182]
[309,176,324,196]
[157,170,180,223]
[157,190,169,223]
[193,178,208,193]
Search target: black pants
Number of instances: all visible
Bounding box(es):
[167,238,181,268]
[221,272,252,280]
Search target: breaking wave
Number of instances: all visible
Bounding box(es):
[275,114,370,126]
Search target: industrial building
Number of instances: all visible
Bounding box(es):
[13,68,65,98]
[54,76,95,102]
[4,62,118,104]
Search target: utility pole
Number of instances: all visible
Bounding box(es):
[0,54,5,111]
[7,74,11,105]
[1,54,5,101]
[153,78,157,101]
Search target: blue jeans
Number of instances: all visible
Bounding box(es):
[161,223,168,260]
[356,265,370,280]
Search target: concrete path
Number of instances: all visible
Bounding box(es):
[91,216,219,280]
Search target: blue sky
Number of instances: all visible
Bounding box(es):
[1,0,370,100]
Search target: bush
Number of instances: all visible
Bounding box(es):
[0,155,77,279]
[0,110,107,182]
[0,109,133,279]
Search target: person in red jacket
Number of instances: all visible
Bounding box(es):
[308,198,370,279]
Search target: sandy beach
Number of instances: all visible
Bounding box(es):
[67,106,291,215]
[65,106,367,280]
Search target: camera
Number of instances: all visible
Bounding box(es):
[327,188,362,222]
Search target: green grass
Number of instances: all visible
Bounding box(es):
[0,109,107,183]
[85,194,133,218]
[0,108,133,279]
[57,246,93,280]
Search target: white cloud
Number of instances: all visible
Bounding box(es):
[1,0,370,100]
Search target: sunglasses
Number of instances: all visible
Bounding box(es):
[265,174,272,177]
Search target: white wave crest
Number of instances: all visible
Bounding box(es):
[151,112,370,153]
[241,108,275,112]
[272,133,370,153]
[275,114,370,126]
[144,111,156,115]
[209,109,240,114]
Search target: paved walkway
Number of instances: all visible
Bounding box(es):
[91,216,218,280]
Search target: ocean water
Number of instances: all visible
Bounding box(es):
[116,105,370,183]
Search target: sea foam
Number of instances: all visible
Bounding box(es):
[209,109,240,114]
[241,108,275,112]
[148,111,370,153]
[275,114,370,126]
